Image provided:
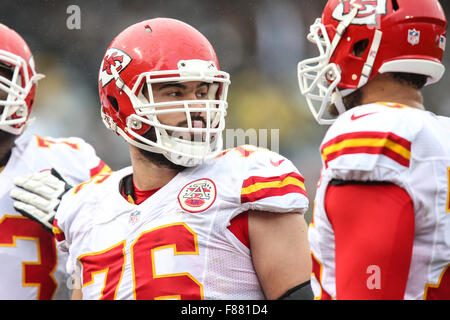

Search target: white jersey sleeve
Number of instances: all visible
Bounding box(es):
[20,135,111,184]
[320,102,420,187]
[236,145,309,214]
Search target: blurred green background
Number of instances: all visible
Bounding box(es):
[2,0,449,222]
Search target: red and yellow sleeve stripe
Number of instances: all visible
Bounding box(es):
[89,160,111,178]
[321,131,411,168]
[52,219,65,242]
[241,172,307,204]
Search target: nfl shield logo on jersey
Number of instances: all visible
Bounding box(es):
[129,210,141,225]
[408,29,420,46]
[178,178,217,213]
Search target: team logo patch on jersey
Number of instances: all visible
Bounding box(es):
[99,48,132,87]
[178,178,217,213]
[332,0,387,25]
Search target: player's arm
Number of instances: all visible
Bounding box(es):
[248,210,312,300]
[325,181,415,299]
[72,288,83,300]
[70,276,83,300]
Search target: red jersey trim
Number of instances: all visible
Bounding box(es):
[52,219,65,242]
[89,160,111,177]
[227,212,250,249]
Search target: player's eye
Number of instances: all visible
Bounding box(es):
[166,89,183,97]
[196,85,209,99]
[196,90,208,99]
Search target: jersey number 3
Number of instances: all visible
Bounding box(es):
[78,223,203,300]
[0,215,58,299]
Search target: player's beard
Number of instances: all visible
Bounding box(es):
[327,88,363,116]
[137,149,187,172]
[137,126,187,172]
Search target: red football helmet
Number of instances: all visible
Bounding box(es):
[0,24,44,135]
[99,18,230,167]
[298,0,447,124]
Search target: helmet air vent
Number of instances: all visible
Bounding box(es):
[107,95,119,112]
[392,0,399,12]
[353,39,370,57]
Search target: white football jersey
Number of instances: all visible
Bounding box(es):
[54,145,309,300]
[0,134,110,300]
[309,102,450,300]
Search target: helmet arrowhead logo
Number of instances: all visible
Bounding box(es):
[99,48,132,87]
[102,51,124,75]
[332,0,387,25]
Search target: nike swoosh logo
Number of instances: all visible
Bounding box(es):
[350,112,378,120]
[270,159,285,167]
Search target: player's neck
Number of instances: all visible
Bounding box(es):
[361,75,425,110]
[129,145,181,190]
[132,161,179,191]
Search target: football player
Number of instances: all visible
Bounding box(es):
[13,18,313,300]
[297,0,449,299]
[0,24,110,300]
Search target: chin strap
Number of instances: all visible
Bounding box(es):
[357,29,383,88]
[326,5,360,117]
[331,91,347,115]
[110,64,143,109]
[329,5,360,58]
[330,5,383,115]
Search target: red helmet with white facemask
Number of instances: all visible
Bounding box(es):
[0,24,44,135]
[298,0,447,124]
[99,18,230,167]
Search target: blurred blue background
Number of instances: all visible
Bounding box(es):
[2,0,449,222]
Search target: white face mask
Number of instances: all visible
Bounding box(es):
[0,50,44,135]
[297,19,344,125]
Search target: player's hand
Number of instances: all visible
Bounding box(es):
[10,168,73,233]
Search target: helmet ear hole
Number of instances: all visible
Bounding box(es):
[107,95,119,112]
[353,39,370,57]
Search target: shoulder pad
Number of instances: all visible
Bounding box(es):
[223,145,309,214]
[321,104,423,172]
[30,135,110,185]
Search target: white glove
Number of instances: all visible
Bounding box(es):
[10,168,73,233]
